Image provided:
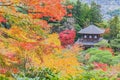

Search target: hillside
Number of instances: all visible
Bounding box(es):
[71,0,120,20]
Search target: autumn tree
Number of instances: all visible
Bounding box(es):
[15,0,67,21]
[59,30,76,47]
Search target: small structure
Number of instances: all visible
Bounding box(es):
[76,25,105,48]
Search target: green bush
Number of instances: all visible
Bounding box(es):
[111,55,120,65]
[77,48,120,65]
[12,67,60,80]
[79,70,116,80]
[88,50,113,65]
[67,70,116,80]
[0,75,9,80]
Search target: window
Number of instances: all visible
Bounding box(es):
[94,35,97,39]
[89,35,92,38]
[84,35,87,38]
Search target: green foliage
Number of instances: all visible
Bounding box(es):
[3,13,32,27]
[111,55,120,65]
[95,20,109,28]
[110,31,120,52]
[74,24,81,41]
[118,73,120,78]
[72,0,102,28]
[86,48,113,65]
[74,24,81,32]
[78,48,120,65]
[0,54,6,67]
[77,52,88,64]
[109,16,120,39]
[1,22,11,29]
[79,70,110,80]
[103,33,111,40]
[12,67,60,80]
[12,74,39,80]
[72,0,90,28]
[72,0,102,41]
[95,40,110,47]
[114,52,120,55]
[67,70,116,80]
[0,75,9,80]
[89,1,102,24]
[15,6,28,14]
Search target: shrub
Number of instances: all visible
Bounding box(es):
[79,70,112,80]
[111,55,120,65]
[12,67,60,80]
[77,48,120,65]
[0,75,9,80]
[67,70,114,80]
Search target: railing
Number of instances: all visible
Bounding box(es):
[77,38,103,43]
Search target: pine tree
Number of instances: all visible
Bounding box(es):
[89,1,102,24]
[72,0,82,27]
[72,0,90,28]
[109,16,120,39]
[111,31,120,52]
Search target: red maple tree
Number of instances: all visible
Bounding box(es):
[59,30,76,46]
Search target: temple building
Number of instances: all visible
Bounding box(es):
[76,25,105,48]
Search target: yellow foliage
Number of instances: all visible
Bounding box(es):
[36,48,83,77]
[0,1,83,78]
[42,33,61,46]
[1,26,36,42]
[10,0,20,3]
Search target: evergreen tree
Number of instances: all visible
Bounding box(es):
[89,1,102,24]
[111,31,120,52]
[72,0,82,27]
[72,0,90,28]
[109,16,120,39]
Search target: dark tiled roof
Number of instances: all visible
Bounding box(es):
[78,25,105,34]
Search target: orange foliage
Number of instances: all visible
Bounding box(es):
[12,68,19,74]
[19,0,67,21]
[17,42,38,50]
[0,0,69,21]
[0,15,7,23]
[67,13,72,17]
[71,44,83,53]
[105,28,110,33]
[35,20,51,28]
[99,47,114,55]
[0,0,77,78]
[66,5,73,9]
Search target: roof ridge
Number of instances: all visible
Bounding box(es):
[78,25,105,34]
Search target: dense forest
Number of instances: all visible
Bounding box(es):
[0,0,120,80]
